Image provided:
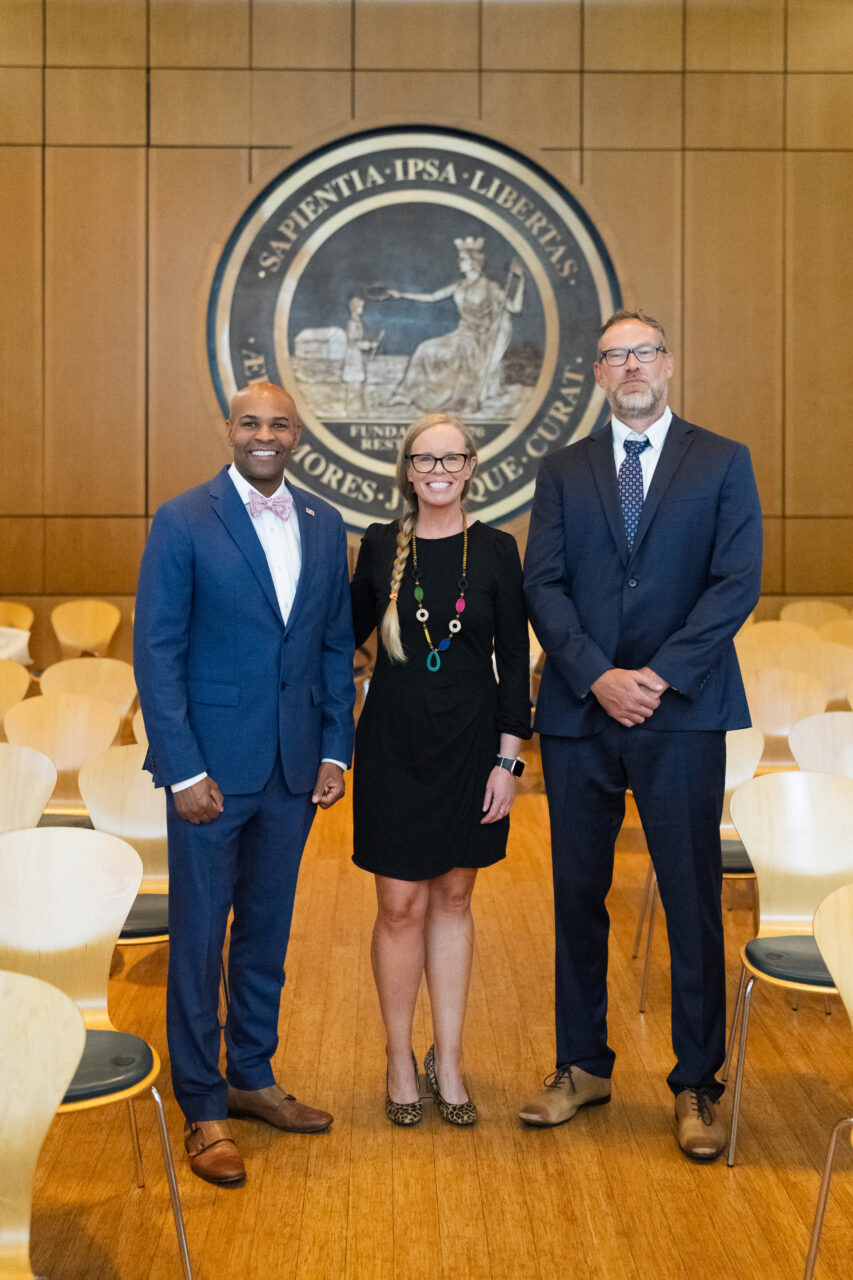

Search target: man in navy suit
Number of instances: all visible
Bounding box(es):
[519,311,762,1160]
[134,381,355,1186]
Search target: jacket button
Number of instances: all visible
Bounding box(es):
[280,681,287,690]
[628,577,638,588]
[283,634,289,643]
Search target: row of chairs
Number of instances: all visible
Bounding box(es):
[0,598,122,663]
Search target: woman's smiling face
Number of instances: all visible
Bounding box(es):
[406,422,476,514]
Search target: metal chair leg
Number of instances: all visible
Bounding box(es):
[126,1098,145,1187]
[723,964,747,1082]
[824,995,832,1016]
[150,1084,193,1280]
[632,859,655,959]
[792,992,799,1011]
[639,878,659,1013]
[726,974,755,1166]
[802,1116,853,1280]
[218,954,230,1028]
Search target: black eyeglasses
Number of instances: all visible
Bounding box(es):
[597,344,667,367]
[406,452,470,473]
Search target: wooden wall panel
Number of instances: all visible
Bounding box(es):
[583,74,682,149]
[683,152,783,515]
[44,148,146,516]
[0,2,42,65]
[252,71,351,145]
[762,518,783,594]
[0,68,42,143]
[149,0,250,68]
[685,0,785,71]
[481,74,580,149]
[252,0,352,68]
[685,74,784,149]
[786,153,853,518]
[785,521,853,594]
[45,69,147,146]
[150,70,251,146]
[45,1,147,67]
[787,76,853,150]
[0,148,43,517]
[44,518,147,594]
[355,71,475,123]
[0,520,43,595]
[584,0,683,72]
[481,1,580,71]
[354,1,479,71]
[148,148,248,511]
[788,0,853,71]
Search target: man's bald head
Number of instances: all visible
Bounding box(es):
[227,380,299,425]
[225,381,302,496]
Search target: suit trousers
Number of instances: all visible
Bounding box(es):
[541,724,726,1098]
[165,758,315,1121]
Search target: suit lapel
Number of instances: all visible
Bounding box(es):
[209,468,284,626]
[587,426,629,567]
[629,415,694,561]
[283,484,314,634]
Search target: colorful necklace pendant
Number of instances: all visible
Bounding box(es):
[411,513,468,672]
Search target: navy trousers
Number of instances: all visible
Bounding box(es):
[541,724,726,1098]
[165,759,315,1121]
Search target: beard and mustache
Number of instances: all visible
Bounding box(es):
[608,373,668,420]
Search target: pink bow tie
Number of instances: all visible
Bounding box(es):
[248,489,293,521]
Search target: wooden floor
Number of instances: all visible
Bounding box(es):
[29,789,853,1280]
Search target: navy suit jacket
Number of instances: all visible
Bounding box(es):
[524,414,762,738]
[134,467,355,794]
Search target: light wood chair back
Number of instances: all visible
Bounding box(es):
[0,827,142,1032]
[736,627,818,679]
[780,600,849,630]
[819,617,853,648]
[730,772,853,938]
[0,971,85,1280]
[781,642,853,710]
[738,619,819,650]
[131,706,148,746]
[3,693,120,812]
[50,599,121,658]
[78,745,168,890]
[720,727,765,832]
[0,602,34,631]
[0,743,57,834]
[41,657,137,719]
[789,712,853,779]
[814,882,853,1017]
[742,666,829,766]
[0,659,31,731]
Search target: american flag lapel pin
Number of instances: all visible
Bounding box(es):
[306,507,315,516]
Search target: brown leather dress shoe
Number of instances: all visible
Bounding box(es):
[184,1120,246,1186]
[227,1082,333,1132]
[675,1089,727,1161]
[519,1065,611,1127]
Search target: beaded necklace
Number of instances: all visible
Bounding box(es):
[411,513,468,672]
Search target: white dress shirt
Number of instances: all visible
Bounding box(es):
[173,465,344,792]
[611,405,672,496]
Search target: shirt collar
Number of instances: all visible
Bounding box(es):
[228,462,288,506]
[611,404,672,452]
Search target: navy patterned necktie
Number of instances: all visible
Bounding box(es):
[618,435,651,552]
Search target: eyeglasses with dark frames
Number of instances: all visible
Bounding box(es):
[406,452,470,473]
[597,344,667,367]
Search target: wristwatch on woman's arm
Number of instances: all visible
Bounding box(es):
[495,755,525,777]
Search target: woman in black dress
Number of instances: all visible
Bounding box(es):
[350,412,531,1126]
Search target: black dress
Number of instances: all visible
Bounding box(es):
[350,520,532,881]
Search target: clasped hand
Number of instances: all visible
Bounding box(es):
[590,667,670,728]
[174,762,346,824]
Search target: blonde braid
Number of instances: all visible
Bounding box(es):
[380,511,415,662]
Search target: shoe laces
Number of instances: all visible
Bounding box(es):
[543,1066,575,1093]
[687,1088,715,1126]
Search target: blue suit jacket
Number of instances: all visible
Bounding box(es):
[524,415,762,737]
[134,467,355,794]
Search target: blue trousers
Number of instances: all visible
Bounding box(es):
[165,759,315,1121]
[541,725,726,1098]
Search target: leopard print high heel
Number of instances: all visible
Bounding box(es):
[424,1045,478,1126]
[385,1051,423,1126]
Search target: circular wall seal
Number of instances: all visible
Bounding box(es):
[208,126,621,531]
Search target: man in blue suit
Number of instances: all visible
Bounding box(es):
[519,311,762,1160]
[134,381,355,1186]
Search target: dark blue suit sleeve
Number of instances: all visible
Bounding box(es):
[523,460,614,700]
[319,517,357,767]
[647,444,762,699]
[133,502,207,786]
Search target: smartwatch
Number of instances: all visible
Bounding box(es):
[495,755,525,777]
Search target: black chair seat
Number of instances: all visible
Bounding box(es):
[63,1029,155,1103]
[745,935,835,988]
[721,838,754,876]
[121,892,169,939]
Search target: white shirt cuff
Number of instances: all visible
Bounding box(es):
[171,772,208,793]
[321,759,348,771]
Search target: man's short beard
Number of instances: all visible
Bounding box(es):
[609,380,667,420]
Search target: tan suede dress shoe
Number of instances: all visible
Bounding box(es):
[675,1089,727,1161]
[184,1120,246,1186]
[519,1065,611,1127]
[227,1082,333,1132]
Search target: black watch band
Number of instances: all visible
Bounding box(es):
[495,755,525,777]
